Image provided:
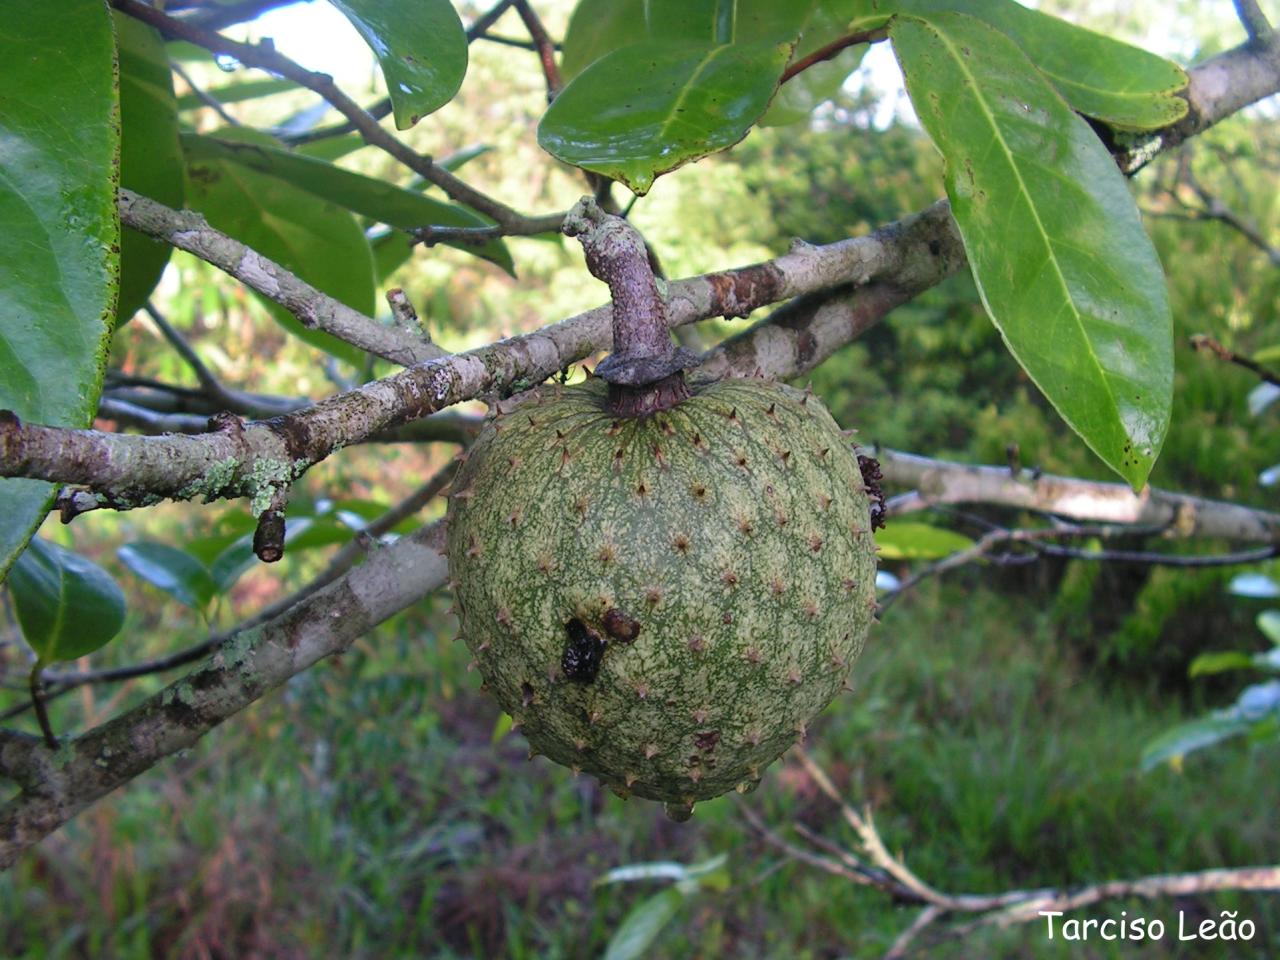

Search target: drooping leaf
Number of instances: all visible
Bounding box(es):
[602,887,686,960]
[1189,651,1260,678]
[892,12,1172,488]
[117,541,218,611]
[183,130,375,365]
[0,0,119,582]
[1140,712,1255,771]
[182,134,513,273]
[326,0,467,129]
[115,12,185,326]
[9,538,126,664]
[540,39,794,194]
[874,522,975,559]
[854,0,1187,130]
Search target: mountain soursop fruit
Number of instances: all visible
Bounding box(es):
[446,376,877,815]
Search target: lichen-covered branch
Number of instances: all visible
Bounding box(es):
[120,190,440,366]
[876,448,1280,543]
[0,201,972,510]
[0,522,449,870]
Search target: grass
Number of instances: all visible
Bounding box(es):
[3,574,1277,959]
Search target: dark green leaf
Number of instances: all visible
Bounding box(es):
[540,39,794,194]
[855,0,1187,130]
[176,77,300,112]
[875,522,975,559]
[183,130,376,365]
[326,0,467,128]
[9,538,126,664]
[116,12,185,326]
[603,887,685,960]
[561,0,642,81]
[0,0,119,581]
[183,134,513,273]
[118,541,218,611]
[892,13,1172,488]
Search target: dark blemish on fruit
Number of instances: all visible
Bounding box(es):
[603,607,641,643]
[563,619,605,683]
[858,453,886,531]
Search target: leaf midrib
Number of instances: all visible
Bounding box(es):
[925,19,1120,433]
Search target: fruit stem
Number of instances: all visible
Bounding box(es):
[563,198,696,417]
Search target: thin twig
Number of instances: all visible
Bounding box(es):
[186,0,305,30]
[113,0,564,236]
[1191,334,1280,387]
[513,0,562,98]
[28,667,57,749]
[780,27,889,84]
[1233,0,1274,41]
[120,190,441,365]
[169,60,242,127]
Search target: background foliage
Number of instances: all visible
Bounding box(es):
[1,0,1278,956]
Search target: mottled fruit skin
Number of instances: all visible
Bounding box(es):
[446,377,877,809]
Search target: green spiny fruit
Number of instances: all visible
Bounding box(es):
[446,375,877,817]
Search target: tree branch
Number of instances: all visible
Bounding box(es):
[1233,0,1274,42]
[0,521,449,870]
[1117,27,1280,172]
[120,190,440,365]
[876,448,1280,543]
[1192,334,1280,386]
[748,750,1280,957]
[112,0,563,236]
[0,202,969,512]
[513,0,562,98]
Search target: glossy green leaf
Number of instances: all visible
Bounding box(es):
[0,0,119,582]
[603,887,685,960]
[326,0,467,129]
[563,0,840,79]
[875,522,975,559]
[540,39,793,194]
[176,77,299,112]
[115,12,185,326]
[854,0,1187,130]
[892,13,1172,488]
[118,541,218,611]
[183,131,375,365]
[182,134,513,273]
[9,538,126,664]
